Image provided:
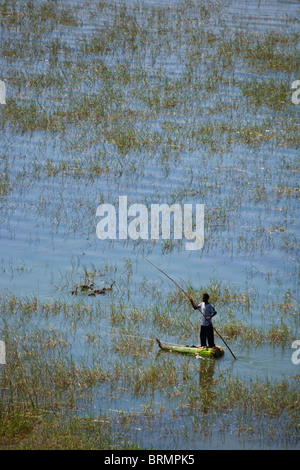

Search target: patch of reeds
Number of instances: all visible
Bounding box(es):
[240,80,289,109]
[217,30,299,73]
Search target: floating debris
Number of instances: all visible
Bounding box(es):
[71,282,115,297]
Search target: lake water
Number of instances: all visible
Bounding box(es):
[0,0,299,449]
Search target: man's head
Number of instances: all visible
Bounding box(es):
[202,293,209,303]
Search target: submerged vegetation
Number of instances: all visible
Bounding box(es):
[0,0,299,450]
[0,266,299,449]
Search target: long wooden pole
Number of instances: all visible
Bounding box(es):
[145,258,237,360]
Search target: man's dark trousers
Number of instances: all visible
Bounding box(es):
[200,324,215,347]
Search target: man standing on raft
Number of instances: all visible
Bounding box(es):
[191,293,217,348]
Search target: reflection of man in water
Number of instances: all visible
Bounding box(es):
[198,358,216,414]
[191,293,217,348]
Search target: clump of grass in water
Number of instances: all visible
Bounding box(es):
[215,375,299,430]
[0,158,12,196]
[112,356,179,396]
[0,289,298,449]
[220,320,295,346]
[166,282,297,345]
[217,30,299,73]
[240,80,289,109]
[0,0,78,31]
[1,99,64,133]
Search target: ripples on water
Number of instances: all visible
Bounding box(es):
[0,0,299,449]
